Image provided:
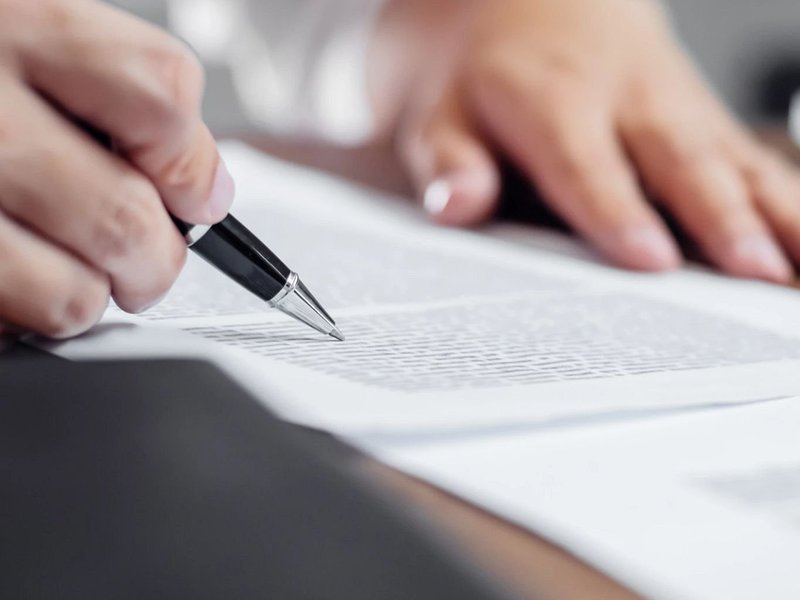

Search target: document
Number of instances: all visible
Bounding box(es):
[377,398,800,600]
[43,142,800,599]
[44,142,800,438]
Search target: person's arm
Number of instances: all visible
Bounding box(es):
[0,0,232,337]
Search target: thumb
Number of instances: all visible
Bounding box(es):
[399,109,501,227]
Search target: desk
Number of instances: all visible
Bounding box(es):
[359,461,641,600]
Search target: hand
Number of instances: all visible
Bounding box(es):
[375,0,800,282]
[0,0,233,338]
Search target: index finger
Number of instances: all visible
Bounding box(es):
[12,0,233,224]
[471,72,681,270]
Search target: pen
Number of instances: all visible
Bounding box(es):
[83,124,343,341]
[173,216,345,341]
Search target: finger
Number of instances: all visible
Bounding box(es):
[740,148,800,266]
[623,117,793,282]
[0,212,110,339]
[399,102,501,226]
[0,82,187,312]
[16,0,233,224]
[472,79,681,270]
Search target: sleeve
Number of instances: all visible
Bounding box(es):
[168,0,387,145]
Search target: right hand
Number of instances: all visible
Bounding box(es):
[0,0,233,339]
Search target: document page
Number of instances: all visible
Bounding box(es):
[378,398,800,600]
[45,142,800,437]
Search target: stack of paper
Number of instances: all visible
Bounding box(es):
[46,142,800,599]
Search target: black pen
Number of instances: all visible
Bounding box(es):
[85,125,343,341]
[173,216,344,341]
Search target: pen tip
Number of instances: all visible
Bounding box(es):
[329,327,346,342]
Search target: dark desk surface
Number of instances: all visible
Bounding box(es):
[0,340,635,600]
[359,461,642,600]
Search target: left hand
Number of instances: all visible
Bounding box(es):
[371,0,800,283]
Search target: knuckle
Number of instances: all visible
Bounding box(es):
[41,0,78,35]
[142,39,205,124]
[523,83,587,144]
[168,230,188,272]
[637,116,717,170]
[36,0,96,62]
[744,149,800,211]
[538,81,582,115]
[467,52,513,97]
[153,129,209,199]
[468,52,538,111]
[625,91,720,171]
[670,146,721,181]
[120,243,186,315]
[0,0,43,33]
[745,159,780,197]
[745,147,786,180]
[40,275,109,339]
[547,127,608,182]
[37,141,70,177]
[115,223,186,315]
[154,238,187,296]
[530,52,594,89]
[93,177,162,267]
[551,137,596,178]
[470,48,588,97]
[109,37,204,140]
[625,109,668,145]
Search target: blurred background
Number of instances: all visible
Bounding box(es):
[112,0,800,135]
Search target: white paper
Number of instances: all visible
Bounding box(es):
[376,398,800,600]
[43,142,800,437]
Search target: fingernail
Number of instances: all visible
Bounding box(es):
[618,228,682,270]
[423,171,498,222]
[731,235,793,282]
[137,291,170,315]
[209,158,236,221]
[423,179,453,216]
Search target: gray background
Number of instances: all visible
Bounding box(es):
[667,0,800,121]
[112,0,800,131]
